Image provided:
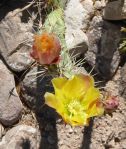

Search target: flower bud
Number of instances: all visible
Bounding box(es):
[30,33,61,65]
[104,95,119,111]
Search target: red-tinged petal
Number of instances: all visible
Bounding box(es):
[51,56,61,64]
[87,100,104,117]
[30,46,39,60]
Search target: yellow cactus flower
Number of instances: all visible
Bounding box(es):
[44,74,104,126]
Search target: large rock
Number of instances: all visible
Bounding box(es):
[85,16,103,67]
[81,0,94,30]
[103,0,126,20]
[86,16,121,79]
[65,0,94,30]
[65,29,89,56]
[0,125,39,149]
[0,8,34,72]
[64,0,92,56]
[96,21,121,79]
[0,60,22,126]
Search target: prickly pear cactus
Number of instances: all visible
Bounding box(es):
[39,1,81,78]
[47,0,67,9]
[119,27,126,53]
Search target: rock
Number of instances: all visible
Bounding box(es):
[101,0,106,8]
[81,0,94,24]
[65,0,94,30]
[94,1,102,10]
[0,124,4,140]
[86,16,121,79]
[103,0,126,20]
[94,0,106,10]
[20,66,53,111]
[120,140,126,149]
[64,0,92,56]
[0,9,34,72]
[65,125,73,134]
[65,29,89,56]
[0,125,39,149]
[0,60,22,126]
[118,131,126,140]
[85,16,103,67]
[119,63,126,99]
[96,21,121,79]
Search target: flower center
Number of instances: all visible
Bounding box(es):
[41,37,54,51]
[67,100,83,117]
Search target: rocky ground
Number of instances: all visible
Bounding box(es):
[0,0,126,149]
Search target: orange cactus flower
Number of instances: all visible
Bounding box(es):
[30,33,61,65]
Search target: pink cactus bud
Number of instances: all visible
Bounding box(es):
[104,95,119,111]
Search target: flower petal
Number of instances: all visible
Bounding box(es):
[82,87,100,110]
[52,77,68,103]
[62,112,89,126]
[45,92,65,113]
[44,92,58,109]
[70,113,89,126]
[87,100,104,117]
[63,74,94,99]
[52,77,67,90]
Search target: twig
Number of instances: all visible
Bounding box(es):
[12,0,36,17]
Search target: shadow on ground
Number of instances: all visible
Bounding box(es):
[35,66,58,149]
[36,107,58,149]
[81,119,94,149]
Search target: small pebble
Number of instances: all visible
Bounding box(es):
[94,1,102,10]
[118,131,126,140]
